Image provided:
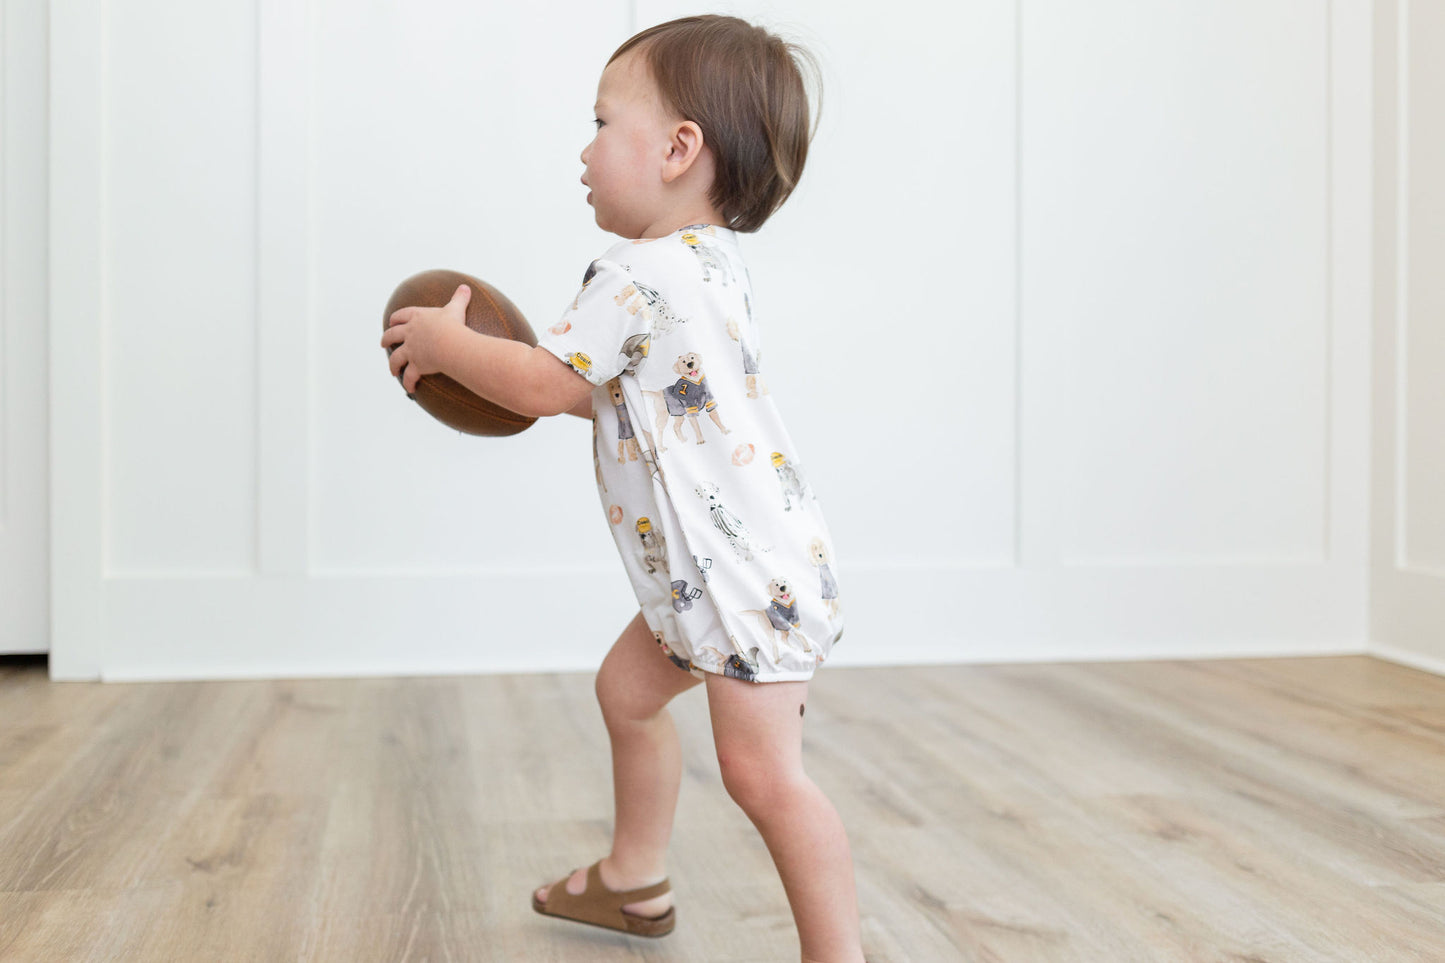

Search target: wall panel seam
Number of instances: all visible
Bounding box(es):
[1394,0,1409,572]
[1013,0,1023,568]
[0,0,8,531]
[101,0,112,583]
[1323,0,1334,562]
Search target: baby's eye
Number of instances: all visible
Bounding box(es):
[592,118,604,129]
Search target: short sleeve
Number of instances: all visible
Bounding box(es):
[536,257,651,387]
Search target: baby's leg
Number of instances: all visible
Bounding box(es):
[652,403,672,451]
[704,673,866,963]
[535,611,701,919]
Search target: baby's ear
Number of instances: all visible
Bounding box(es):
[662,120,707,183]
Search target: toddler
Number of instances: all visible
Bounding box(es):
[381,15,864,962]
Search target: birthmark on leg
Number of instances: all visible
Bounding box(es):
[799,703,805,717]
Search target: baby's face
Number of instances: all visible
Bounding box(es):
[581,51,675,239]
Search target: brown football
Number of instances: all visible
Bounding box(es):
[383,269,538,436]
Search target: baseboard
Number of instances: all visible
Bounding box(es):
[1368,643,1445,678]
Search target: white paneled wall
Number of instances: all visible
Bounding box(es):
[1371,0,1445,673]
[1,0,50,654]
[48,1,1374,681]
[1024,0,1332,567]
[105,1,258,576]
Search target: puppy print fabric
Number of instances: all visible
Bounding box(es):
[537,225,844,683]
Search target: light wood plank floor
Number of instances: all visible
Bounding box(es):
[1,655,1443,962]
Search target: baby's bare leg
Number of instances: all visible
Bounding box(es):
[597,613,702,875]
[704,673,865,963]
[535,611,701,917]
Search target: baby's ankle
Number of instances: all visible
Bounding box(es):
[602,853,667,884]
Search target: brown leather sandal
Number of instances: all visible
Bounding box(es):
[531,860,676,937]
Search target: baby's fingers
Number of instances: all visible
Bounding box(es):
[388,343,409,378]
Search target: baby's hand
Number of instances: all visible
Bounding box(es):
[380,283,471,393]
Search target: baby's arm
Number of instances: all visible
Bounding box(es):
[382,285,592,418]
[442,330,593,419]
[563,394,595,419]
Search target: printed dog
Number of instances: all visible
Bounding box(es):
[681,231,729,285]
[636,516,667,574]
[807,536,840,618]
[606,378,641,463]
[654,631,693,673]
[694,481,767,561]
[615,280,685,335]
[726,318,767,398]
[772,451,810,511]
[740,577,814,663]
[643,353,731,451]
[696,643,759,682]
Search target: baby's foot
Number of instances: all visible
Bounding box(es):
[534,856,673,920]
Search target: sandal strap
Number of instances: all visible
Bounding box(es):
[542,861,671,927]
[596,861,671,903]
[583,856,673,902]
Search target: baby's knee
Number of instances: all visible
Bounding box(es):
[594,664,660,728]
[716,750,804,815]
[593,668,629,723]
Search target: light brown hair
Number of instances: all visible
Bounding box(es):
[609,15,821,233]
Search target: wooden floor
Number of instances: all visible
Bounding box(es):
[1,655,1443,962]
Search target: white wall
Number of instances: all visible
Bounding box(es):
[1370,0,1445,674]
[1,0,50,655]
[46,0,1375,681]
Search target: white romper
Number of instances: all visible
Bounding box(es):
[536,224,844,683]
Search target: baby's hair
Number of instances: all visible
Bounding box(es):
[609,15,822,233]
